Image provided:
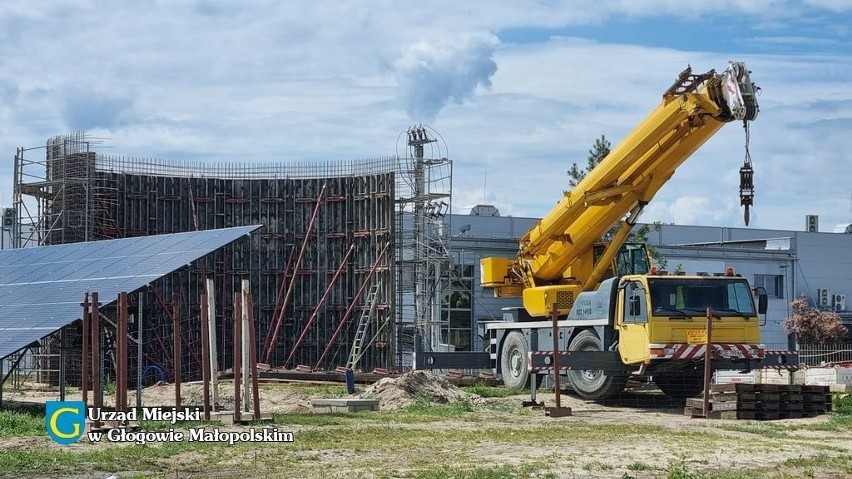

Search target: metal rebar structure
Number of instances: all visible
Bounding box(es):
[10,130,452,386]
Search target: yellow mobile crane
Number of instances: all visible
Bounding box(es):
[482,61,758,317]
[471,62,784,400]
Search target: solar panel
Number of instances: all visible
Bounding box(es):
[0,225,260,360]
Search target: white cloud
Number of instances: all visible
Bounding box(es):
[0,1,850,233]
[394,33,499,122]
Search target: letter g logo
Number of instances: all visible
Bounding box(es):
[45,401,85,445]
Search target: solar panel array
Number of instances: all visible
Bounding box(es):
[0,225,260,360]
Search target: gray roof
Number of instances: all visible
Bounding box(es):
[0,226,259,360]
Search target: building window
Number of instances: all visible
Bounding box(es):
[754,274,784,299]
[440,264,474,351]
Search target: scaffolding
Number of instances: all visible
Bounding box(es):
[394,126,453,364]
[10,131,452,385]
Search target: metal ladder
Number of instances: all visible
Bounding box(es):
[346,281,381,370]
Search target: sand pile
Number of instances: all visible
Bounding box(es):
[359,370,479,410]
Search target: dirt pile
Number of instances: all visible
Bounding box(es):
[359,370,479,410]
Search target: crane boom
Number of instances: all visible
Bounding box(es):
[481,61,759,318]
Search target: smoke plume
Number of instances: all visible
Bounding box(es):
[395,32,499,121]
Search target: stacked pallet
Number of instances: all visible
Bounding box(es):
[685,384,739,419]
[684,383,833,420]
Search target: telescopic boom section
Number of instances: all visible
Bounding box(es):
[480,61,759,317]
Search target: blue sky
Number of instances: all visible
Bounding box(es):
[1,0,851,231]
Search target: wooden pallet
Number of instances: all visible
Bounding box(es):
[684,384,832,421]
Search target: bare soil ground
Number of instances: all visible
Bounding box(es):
[2,372,850,479]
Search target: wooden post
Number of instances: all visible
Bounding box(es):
[200,292,211,421]
[206,278,219,410]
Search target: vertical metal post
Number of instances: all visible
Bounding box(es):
[81,293,89,405]
[206,278,219,410]
[233,293,242,422]
[200,292,211,421]
[703,307,714,417]
[136,294,143,410]
[118,292,128,412]
[91,292,101,429]
[247,293,261,420]
[59,327,66,402]
[241,280,250,411]
[172,293,181,408]
[546,303,571,417]
[551,305,561,409]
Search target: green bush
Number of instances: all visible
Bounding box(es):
[834,394,852,415]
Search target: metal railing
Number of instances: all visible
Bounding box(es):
[797,343,852,367]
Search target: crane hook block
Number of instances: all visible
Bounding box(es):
[739,164,754,226]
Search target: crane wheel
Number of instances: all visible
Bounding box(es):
[566,330,627,401]
[500,332,530,390]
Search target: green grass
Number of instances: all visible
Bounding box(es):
[781,453,852,472]
[259,383,346,397]
[273,413,351,427]
[102,380,117,396]
[626,461,652,471]
[0,440,212,474]
[138,419,205,431]
[0,409,45,437]
[271,399,481,428]
[461,382,516,398]
[2,392,851,478]
[398,463,556,479]
[786,413,852,432]
[399,395,473,415]
[716,421,790,439]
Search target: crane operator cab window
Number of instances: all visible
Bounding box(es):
[623,281,648,324]
[593,243,651,281]
[616,244,650,275]
[648,278,757,317]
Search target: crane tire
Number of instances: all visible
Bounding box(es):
[566,330,627,401]
[500,332,530,390]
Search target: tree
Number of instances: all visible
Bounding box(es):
[782,297,848,344]
[567,135,611,187]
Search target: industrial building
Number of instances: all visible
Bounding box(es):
[448,210,852,356]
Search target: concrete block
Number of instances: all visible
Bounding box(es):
[760,369,791,385]
[837,367,852,385]
[310,398,380,413]
[830,383,852,394]
[807,367,841,386]
[714,370,758,384]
